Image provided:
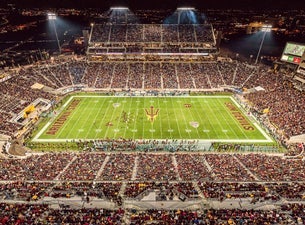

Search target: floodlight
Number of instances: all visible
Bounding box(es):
[261,25,272,32]
[110,7,129,10]
[47,13,57,20]
[177,7,195,11]
[255,25,272,64]
[47,13,61,54]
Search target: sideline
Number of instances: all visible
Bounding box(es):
[32,96,74,141]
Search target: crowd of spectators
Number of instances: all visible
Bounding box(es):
[2,152,305,182]
[204,154,256,181]
[98,153,135,180]
[0,203,125,225]
[129,208,297,225]
[1,151,305,223]
[2,203,305,224]
[236,153,305,181]
[136,154,178,180]
[90,24,214,46]
[175,154,212,180]
[59,153,106,180]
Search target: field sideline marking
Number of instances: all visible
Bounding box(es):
[33,95,273,143]
[230,97,273,142]
[66,95,233,98]
[32,96,74,141]
[32,138,274,143]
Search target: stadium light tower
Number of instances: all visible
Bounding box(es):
[255,25,272,64]
[110,6,129,10]
[176,7,196,24]
[89,23,94,44]
[48,13,61,54]
[177,7,195,10]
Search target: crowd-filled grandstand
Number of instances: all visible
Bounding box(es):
[87,23,216,55]
[1,7,305,225]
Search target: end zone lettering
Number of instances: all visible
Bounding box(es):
[225,102,254,131]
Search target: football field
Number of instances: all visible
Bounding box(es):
[33,95,272,143]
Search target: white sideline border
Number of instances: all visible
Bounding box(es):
[32,95,273,143]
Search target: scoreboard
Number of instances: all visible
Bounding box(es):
[281,42,305,65]
[297,51,305,75]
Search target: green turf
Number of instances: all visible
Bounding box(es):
[34,95,271,142]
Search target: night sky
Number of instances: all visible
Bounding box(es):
[2,0,305,9]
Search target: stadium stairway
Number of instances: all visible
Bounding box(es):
[94,154,110,180]
[171,155,182,180]
[54,155,78,180]
[131,155,139,180]
[233,155,260,181]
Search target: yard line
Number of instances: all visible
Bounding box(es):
[104,97,126,139]
[122,97,134,138]
[113,97,130,139]
[94,97,112,139]
[62,98,91,139]
[142,98,145,140]
[163,98,173,139]
[83,98,105,139]
[182,98,201,139]
[78,98,101,139]
[168,98,183,139]
[192,99,212,139]
[196,99,216,139]
[172,98,191,139]
[213,98,245,139]
[191,98,211,139]
[156,97,163,138]
[132,99,141,140]
[203,97,230,139]
[55,97,87,138]
[149,96,155,140]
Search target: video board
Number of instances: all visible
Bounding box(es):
[297,51,305,75]
[281,42,305,65]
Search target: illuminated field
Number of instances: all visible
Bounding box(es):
[33,95,272,143]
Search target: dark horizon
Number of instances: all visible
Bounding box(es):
[2,0,305,10]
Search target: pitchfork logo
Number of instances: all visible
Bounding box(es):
[145,106,159,123]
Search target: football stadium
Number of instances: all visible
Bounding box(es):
[1,6,305,224]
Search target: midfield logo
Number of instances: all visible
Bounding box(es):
[190,121,199,128]
[145,106,159,123]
